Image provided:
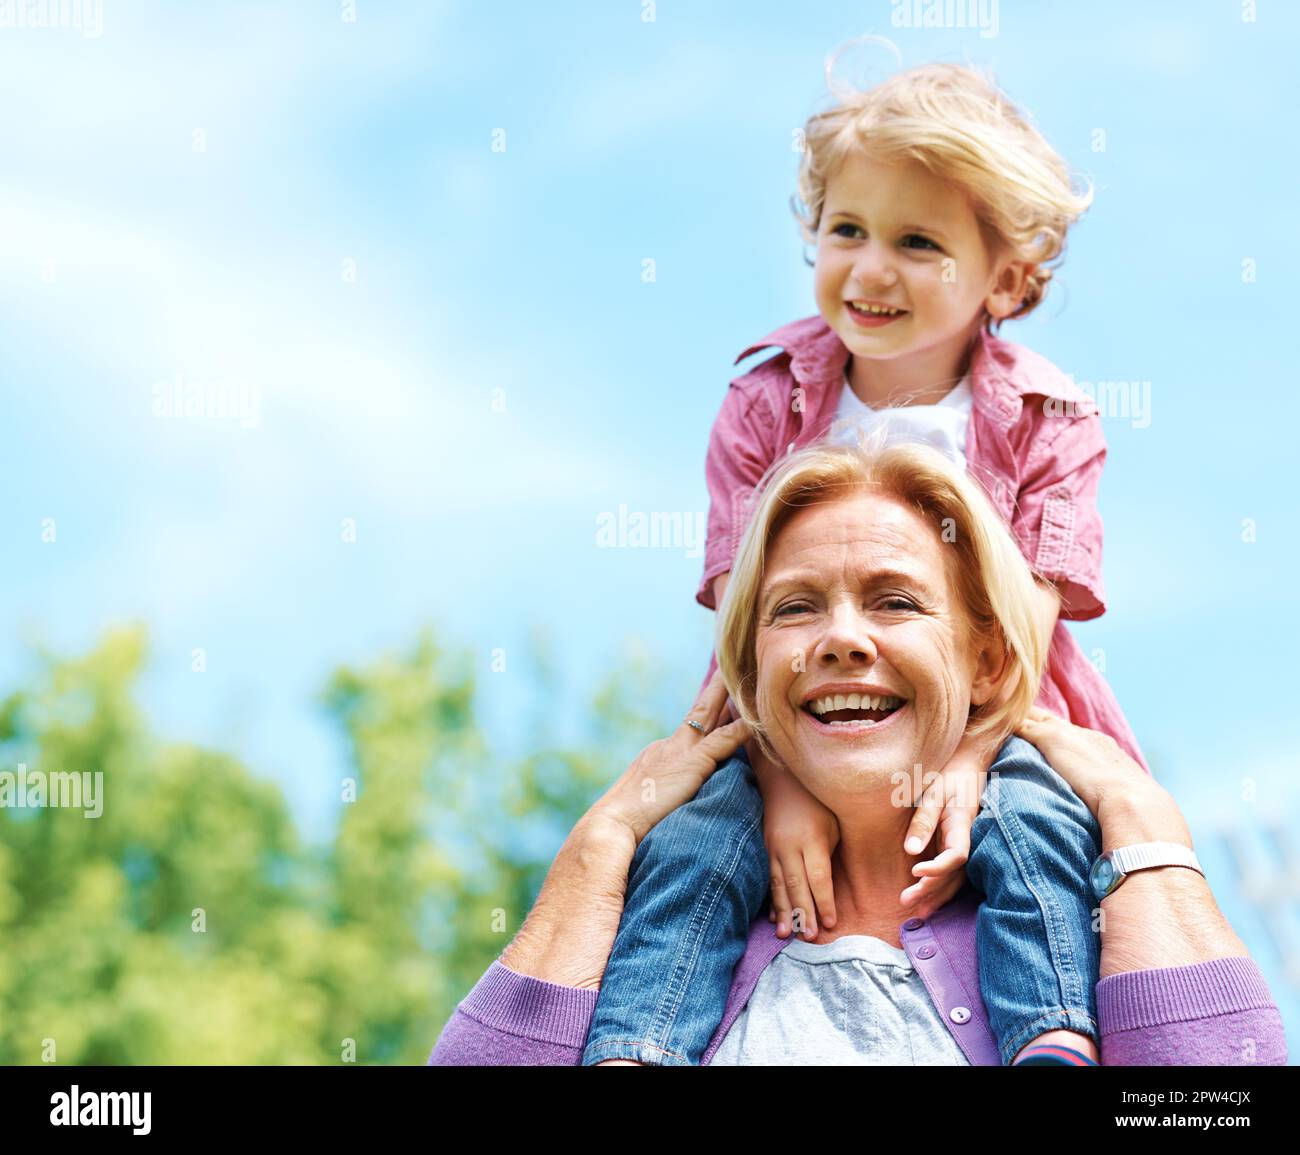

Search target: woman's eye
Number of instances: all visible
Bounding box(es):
[775,598,913,616]
[881,597,918,611]
[902,234,939,251]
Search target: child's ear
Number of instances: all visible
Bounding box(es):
[985,257,1035,321]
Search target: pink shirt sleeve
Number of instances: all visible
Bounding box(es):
[1011,409,1108,622]
[696,383,778,612]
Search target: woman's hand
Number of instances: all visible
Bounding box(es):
[502,669,751,989]
[590,668,752,846]
[756,755,841,939]
[1014,707,1178,838]
[900,729,999,919]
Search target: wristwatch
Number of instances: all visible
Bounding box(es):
[1089,842,1204,900]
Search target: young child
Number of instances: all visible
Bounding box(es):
[582,58,1147,1067]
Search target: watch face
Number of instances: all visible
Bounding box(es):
[1091,858,1115,896]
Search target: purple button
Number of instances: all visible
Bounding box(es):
[903,918,924,931]
[915,944,936,960]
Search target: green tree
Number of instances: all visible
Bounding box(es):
[0,624,667,1063]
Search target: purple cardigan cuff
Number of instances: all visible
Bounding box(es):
[456,959,599,1049]
[1098,955,1276,1031]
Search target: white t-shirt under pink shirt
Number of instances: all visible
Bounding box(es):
[825,371,973,465]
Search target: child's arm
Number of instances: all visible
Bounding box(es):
[900,727,1004,918]
[696,381,778,615]
[711,570,842,940]
[1011,406,1108,622]
[752,738,841,940]
[692,379,779,698]
[1030,574,1062,642]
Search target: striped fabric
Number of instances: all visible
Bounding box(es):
[1012,1043,1099,1066]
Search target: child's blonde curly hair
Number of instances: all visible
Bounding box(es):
[792,49,1094,332]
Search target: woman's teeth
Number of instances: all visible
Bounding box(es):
[808,693,903,715]
[806,694,906,726]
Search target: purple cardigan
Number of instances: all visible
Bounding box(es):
[428,883,1287,1065]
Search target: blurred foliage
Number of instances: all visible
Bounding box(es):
[0,625,668,1064]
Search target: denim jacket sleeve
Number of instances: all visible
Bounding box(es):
[1011,407,1108,621]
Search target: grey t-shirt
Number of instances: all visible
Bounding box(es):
[709,932,971,1065]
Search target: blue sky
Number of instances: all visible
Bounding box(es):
[3,2,1298,1050]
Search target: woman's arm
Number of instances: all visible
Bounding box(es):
[429,672,751,1065]
[427,817,630,1066]
[1016,708,1286,1065]
[498,814,638,990]
[1092,794,1247,974]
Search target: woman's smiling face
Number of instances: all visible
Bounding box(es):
[754,488,1000,804]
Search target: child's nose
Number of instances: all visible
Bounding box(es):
[852,240,898,287]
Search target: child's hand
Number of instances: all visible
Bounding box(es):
[750,741,841,940]
[900,729,1002,920]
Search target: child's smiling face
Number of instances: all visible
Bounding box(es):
[814,149,1030,396]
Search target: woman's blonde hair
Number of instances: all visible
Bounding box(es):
[716,432,1049,763]
[792,48,1093,332]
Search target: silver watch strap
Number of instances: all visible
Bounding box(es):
[1111,841,1203,878]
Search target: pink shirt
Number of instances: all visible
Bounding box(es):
[696,314,1149,773]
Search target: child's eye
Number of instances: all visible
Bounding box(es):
[830,223,864,239]
[901,234,940,251]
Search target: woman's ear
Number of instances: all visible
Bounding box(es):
[970,636,1011,707]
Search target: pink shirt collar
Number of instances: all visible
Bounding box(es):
[733,313,1088,426]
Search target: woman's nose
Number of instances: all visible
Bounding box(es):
[812,606,879,666]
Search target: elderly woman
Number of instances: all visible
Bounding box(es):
[429,442,1285,1065]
